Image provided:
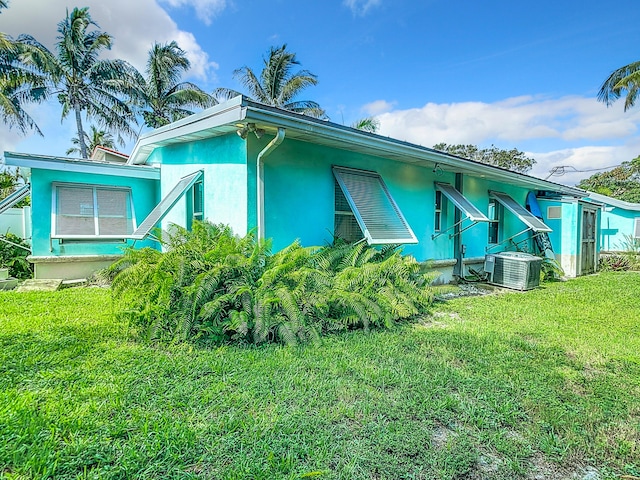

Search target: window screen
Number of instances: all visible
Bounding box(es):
[332,166,417,244]
[54,185,133,237]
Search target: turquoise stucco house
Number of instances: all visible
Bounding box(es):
[3,96,596,281]
[586,192,640,252]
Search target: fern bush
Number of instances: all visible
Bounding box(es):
[109,222,435,345]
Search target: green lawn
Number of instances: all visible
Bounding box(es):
[1,272,639,479]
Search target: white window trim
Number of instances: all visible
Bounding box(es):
[51,182,137,240]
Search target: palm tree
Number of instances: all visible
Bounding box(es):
[215,44,326,118]
[66,125,116,156]
[0,1,7,11]
[351,116,380,133]
[0,34,48,135]
[130,41,213,129]
[15,7,137,158]
[598,60,640,111]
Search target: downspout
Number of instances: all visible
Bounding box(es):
[257,128,286,240]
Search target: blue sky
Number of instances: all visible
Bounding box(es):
[2,0,640,185]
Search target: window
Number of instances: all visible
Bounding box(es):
[488,199,500,244]
[332,166,417,244]
[334,178,364,243]
[489,191,551,233]
[187,180,204,230]
[434,190,443,232]
[53,184,134,238]
[192,180,204,222]
[547,206,562,219]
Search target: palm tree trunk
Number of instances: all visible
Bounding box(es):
[74,104,88,159]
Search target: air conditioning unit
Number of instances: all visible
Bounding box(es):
[484,252,542,291]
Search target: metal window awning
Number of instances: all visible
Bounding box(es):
[333,166,417,244]
[488,190,552,251]
[432,182,490,239]
[489,191,551,232]
[130,170,203,240]
[0,183,30,215]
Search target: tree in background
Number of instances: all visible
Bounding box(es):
[598,60,640,111]
[351,116,379,133]
[0,31,48,135]
[433,143,536,174]
[66,125,116,156]
[215,44,326,118]
[14,7,137,158]
[577,156,640,202]
[130,41,213,129]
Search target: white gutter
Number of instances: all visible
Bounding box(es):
[257,128,286,239]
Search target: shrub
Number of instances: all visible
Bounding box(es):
[599,253,631,272]
[0,233,32,279]
[109,222,435,345]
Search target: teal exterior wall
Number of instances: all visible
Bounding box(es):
[30,168,158,257]
[248,134,543,263]
[600,206,640,251]
[148,135,248,235]
[536,198,601,276]
[255,136,442,259]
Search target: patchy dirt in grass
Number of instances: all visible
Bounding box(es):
[435,282,496,300]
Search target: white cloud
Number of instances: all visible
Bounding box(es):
[372,95,640,186]
[159,0,227,25]
[1,0,217,80]
[376,95,640,146]
[528,141,640,186]
[363,99,395,115]
[343,0,381,16]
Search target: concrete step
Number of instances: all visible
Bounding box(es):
[16,279,63,292]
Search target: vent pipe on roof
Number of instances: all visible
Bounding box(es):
[257,127,286,239]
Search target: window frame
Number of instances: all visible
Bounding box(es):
[434,190,444,233]
[487,198,500,244]
[51,182,136,240]
[334,177,364,243]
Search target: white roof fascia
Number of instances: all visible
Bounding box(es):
[242,102,586,197]
[125,96,586,197]
[3,152,160,180]
[587,191,640,212]
[128,96,246,165]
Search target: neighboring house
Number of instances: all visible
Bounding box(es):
[3,96,594,281]
[3,152,160,279]
[586,192,640,252]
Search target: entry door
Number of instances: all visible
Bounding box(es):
[581,209,597,274]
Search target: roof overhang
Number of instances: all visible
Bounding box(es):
[127,96,585,197]
[587,191,640,212]
[4,152,160,180]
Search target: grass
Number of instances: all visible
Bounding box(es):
[0,272,639,479]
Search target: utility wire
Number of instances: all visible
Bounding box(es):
[545,164,620,180]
